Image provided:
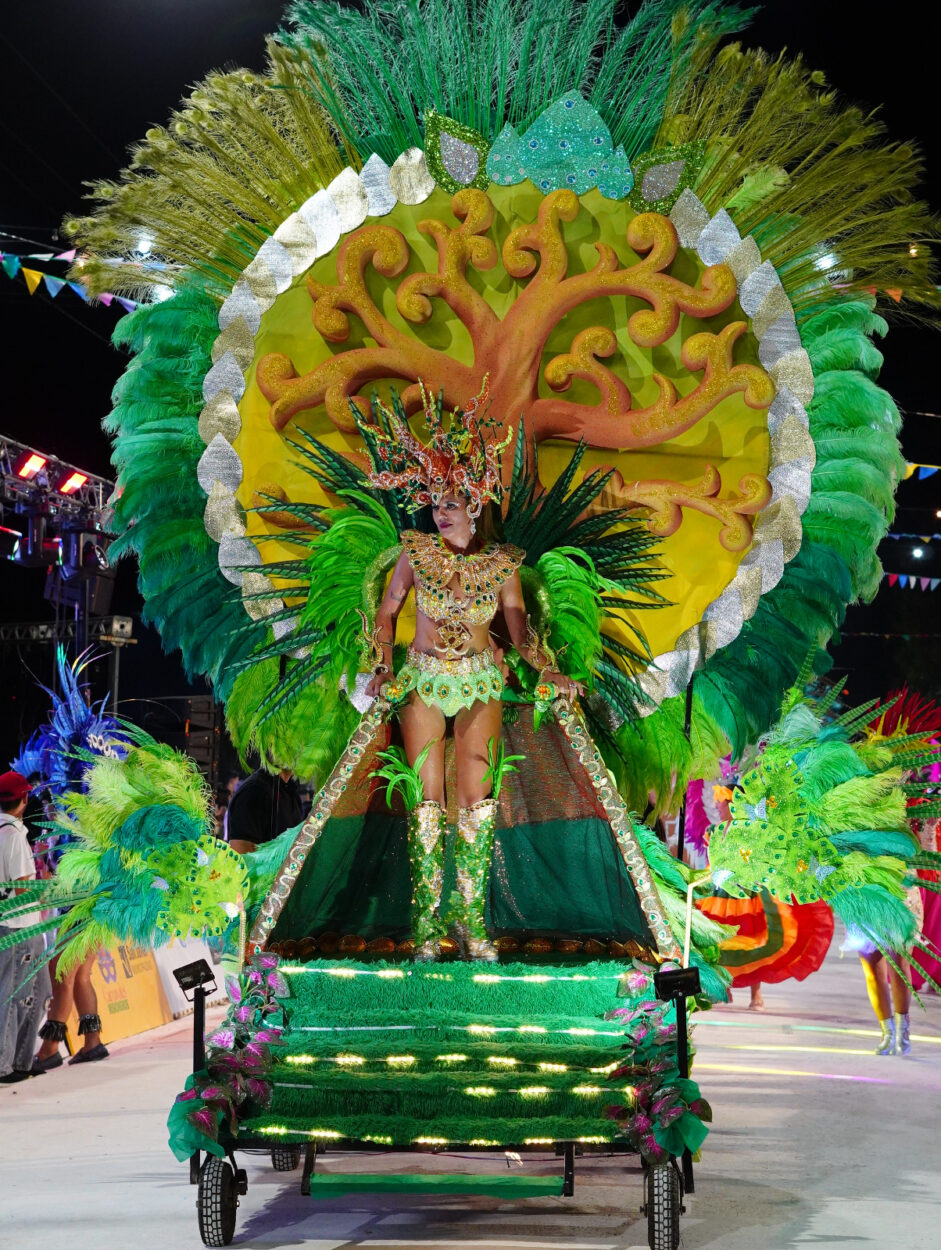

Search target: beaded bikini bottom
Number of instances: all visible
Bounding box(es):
[384,647,504,717]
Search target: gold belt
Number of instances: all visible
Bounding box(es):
[405,647,498,676]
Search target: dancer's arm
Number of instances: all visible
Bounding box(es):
[499,571,582,700]
[365,552,414,697]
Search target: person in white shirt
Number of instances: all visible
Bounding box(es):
[0,771,51,1083]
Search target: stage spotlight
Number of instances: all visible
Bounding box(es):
[913,547,924,558]
[58,470,88,495]
[15,452,46,480]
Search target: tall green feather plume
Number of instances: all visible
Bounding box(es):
[281,0,752,164]
[106,288,269,701]
[662,46,940,316]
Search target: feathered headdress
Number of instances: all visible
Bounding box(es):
[356,376,512,518]
[10,647,129,797]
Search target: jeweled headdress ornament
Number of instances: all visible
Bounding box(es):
[355,376,512,518]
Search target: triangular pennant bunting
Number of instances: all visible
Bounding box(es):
[1,254,21,279]
[68,281,90,302]
[931,579,940,591]
[899,574,908,587]
[54,248,77,262]
[888,573,898,587]
[42,275,65,298]
[918,465,939,479]
[21,268,42,295]
[920,577,930,590]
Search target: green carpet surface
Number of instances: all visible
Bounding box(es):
[240,959,642,1149]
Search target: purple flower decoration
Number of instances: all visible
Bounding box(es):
[225,976,242,1004]
[623,970,650,993]
[247,968,264,986]
[234,1004,253,1025]
[252,952,280,970]
[630,1112,653,1134]
[208,1028,236,1050]
[176,1088,199,1103]
[649,1058,674,1075]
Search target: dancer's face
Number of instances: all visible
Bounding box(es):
[433,493,475,548]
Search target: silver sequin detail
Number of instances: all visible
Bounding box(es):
[197,433,243,494]
[439,132,480,185]
[641,159,685,202]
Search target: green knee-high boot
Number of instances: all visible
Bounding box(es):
[447,798,498,961]
[407,800,447,958]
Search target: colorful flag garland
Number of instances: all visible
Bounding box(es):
[903,462,940,480]
[0,251,137,311]
[883,572,941,590]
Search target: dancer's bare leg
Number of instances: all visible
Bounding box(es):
[748,983,765,1010]
[74,955,103,1052]
[400,696,446,804]
[453,697,502,807]
[888,955,912,1016]
[859,950,892,1020]
[36,956,76,1061]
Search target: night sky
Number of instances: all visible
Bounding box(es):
[1,1,939,762]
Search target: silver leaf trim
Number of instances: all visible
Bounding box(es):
[218,534,261,586]
[758,311,803,368]
[360,153,397,216]
[202,350,246,403]
[197,433,243,495]
[696,209,741,266]
[388,147,436,204]
[327,168,370,232]
[668,188,710,248]
[219,280,261,335]
[299,189,341,259]
[739,260,782,316]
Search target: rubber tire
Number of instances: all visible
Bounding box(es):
[647,1161,680,1250]
[197,1155,238,1247]
[271,1145,302,1172]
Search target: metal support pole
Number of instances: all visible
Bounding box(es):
[189,985,206,1184]
[109,643,120,713]
[675,993,695,1194]
[562,1142,575,1196]
[675,676,695,863]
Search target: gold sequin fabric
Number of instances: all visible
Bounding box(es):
[402,531,524,631]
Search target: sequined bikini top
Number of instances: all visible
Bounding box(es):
[401,530,525,659]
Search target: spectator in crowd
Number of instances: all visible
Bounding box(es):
[0,771,51,1084]
[227,766,302,853]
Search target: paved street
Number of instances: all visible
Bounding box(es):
[2,938,939,1249]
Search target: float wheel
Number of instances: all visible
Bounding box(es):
[646,1160,681,1250]
[197,1154,238,1246]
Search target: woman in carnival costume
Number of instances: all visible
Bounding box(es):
[359,379,581,958]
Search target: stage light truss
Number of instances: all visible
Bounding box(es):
[0,433,114,525]
[0,615,134,645]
